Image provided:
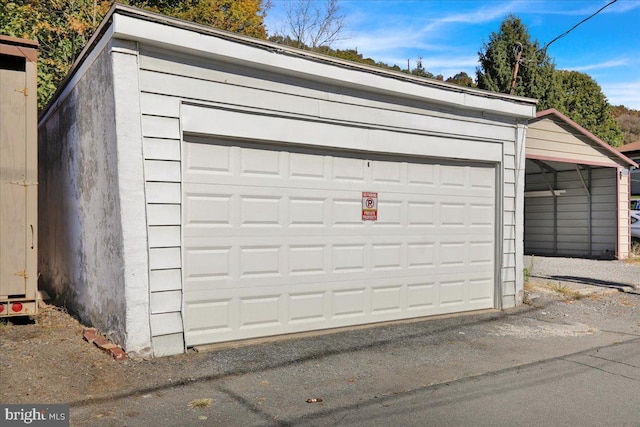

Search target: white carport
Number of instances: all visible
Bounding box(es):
[38,4,536,357]
[525,109,637,259]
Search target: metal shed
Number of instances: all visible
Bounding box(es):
[0,36,38,317]
[38,4,536,357]
[524,109,637,259]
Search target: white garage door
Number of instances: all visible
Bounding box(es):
[182,137,496,346]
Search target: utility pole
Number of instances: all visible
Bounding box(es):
[509,42,523,95]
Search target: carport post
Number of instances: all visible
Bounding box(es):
[554,172,558,255]
[536,164,559,255]
[531,160,560,254]
[575,165,592,256]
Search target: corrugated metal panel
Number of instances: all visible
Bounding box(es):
[525,167,617,257]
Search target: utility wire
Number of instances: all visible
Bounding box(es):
[512,1,617,91]
[541,0,618,54]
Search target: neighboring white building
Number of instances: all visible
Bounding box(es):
[38,4,536,357]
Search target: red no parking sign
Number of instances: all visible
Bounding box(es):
[362,192,378,221]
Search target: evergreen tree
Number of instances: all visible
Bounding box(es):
[477,14,557,110]
[477,14,621,146]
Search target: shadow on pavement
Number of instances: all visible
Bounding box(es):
[533,275,638,292]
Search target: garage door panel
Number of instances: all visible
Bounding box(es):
[470,167,496,189]
[184,239,493,278]
[183,145,230,176]
[184,272,495,346]
[183,189,492,237]
[439,279,466,306]
[372,161,403,184]
[240,148,281,177]
[470,278,495,303]
[289,152,327,179]
[182,182,494,211]
[407,201,436,225]
[183,141,496,346]
[183,227,492,238]
[182,236,496,293]
[371,284,404,314]
[290,197,327,225]
[183,244,494,293]
[184,167,498,191]
[407,163,436,186]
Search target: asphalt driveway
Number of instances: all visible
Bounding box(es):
[3,256,640,426]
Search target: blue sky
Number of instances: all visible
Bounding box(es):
[264,0,640,109]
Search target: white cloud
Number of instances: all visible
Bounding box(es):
[566,58,629,72]
[602,80,640,109]
[332,2,520,66]
[333,32,443,55]
[434,1,524,24]
[420,56,479,69]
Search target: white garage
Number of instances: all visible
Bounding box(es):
[38,4,536,357]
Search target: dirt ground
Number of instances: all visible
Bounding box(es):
[0,304,199,405]
[1,276,639,407]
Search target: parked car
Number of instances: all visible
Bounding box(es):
[632,211,640,240]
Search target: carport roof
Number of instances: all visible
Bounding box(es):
[528,109,637,168]
[617,140,640,155]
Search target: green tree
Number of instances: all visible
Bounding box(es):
[268,35,403,72]
[1,0,113,109]
[446,72,476,88]
[0,0,269,109]
[477,14,557,109]
[477,14,622,147]
[410,57,435,79]
[555,70,623,146]
[172,0,268,39]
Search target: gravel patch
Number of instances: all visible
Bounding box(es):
[490,322,594,339]
[525,255,640,291]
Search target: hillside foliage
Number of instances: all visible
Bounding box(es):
[0,0,269,110]
[612,106,640,145]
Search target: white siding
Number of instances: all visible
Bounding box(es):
[137,43,524,352]
[139,96,184,356]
